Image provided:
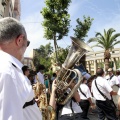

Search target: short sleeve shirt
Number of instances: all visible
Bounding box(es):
[61,100,82,115]
[78,84,92,100]
[106,75,119,87]
[118,75,120,85]
[91,76,112,101]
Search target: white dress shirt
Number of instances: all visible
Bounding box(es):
[117,75,120,85]
[117,87,120,96]
[61,100,82,115]
[91,76,113,101]
[78,84,92,100]
[37,72,44,84]
[0,51,42,120]
[106,74,119,87]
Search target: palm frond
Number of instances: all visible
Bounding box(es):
[112,40,120,46]
[104,29,107,38]
[96,32,106,44]
[107,28,115,35]
[90,43,103,49]
[87,37,98,43]
[106,28,115,45]
[110,33,120,41]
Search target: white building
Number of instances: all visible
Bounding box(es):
[0,0,20,20]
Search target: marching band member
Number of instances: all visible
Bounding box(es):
[106,68,119,87]
[79,77,95,120]
[91,68,118,120]
[50,80,83,120]
[0,17,42,120]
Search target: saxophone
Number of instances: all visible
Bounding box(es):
[33,75,56,120]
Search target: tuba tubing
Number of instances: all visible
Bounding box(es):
[59,69,82,105]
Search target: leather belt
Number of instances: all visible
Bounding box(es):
[80,99,89,101]
[64,113,79,117]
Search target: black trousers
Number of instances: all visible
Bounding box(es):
[79,100,90,120]
[96,100,118,120]
[58,113,81,120]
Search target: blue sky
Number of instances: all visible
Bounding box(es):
[20,0,120,57]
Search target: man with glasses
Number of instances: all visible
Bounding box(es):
[106,68,119,87]
[0,17,42,120]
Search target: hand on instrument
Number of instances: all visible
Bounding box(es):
[51,80,57,93]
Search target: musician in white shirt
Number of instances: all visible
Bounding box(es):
[0,17,42,120]
[91,68,118,120]
[106,68,119,87]
[50,81,82,120]
[79,77,95,120]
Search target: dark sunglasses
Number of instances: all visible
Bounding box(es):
[27,40,30,47]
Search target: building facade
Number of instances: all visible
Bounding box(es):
[22,57,36,70]
[0,0,20,20]
[86,48,120,74]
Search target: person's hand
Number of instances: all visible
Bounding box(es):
[51,80,57,93]
[90,103,96,109]
[69,81,75,89]
[32,84,36,89]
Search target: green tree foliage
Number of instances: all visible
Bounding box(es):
[73,16,93,66]
[57,46,69,64]
[33,43,53,72]
[51,46,69,64]
[41,0,71,62]
[88,28,120,70]
[73,16,94,41]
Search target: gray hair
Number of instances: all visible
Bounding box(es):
[0,17,26,43]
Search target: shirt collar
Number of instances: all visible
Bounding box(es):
[0,50,23,70]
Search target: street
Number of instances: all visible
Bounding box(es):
[87,109,120,120]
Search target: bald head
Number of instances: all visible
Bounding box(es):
[0,17,27,43]
[96,68,104,76]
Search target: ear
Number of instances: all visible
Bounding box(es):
[15,35,24,47]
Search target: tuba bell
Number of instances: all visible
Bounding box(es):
[55,36,93,105]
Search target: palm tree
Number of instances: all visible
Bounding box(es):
[87,28,120,71]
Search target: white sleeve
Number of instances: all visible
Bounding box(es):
[86,85,92,98]
[115,76,119,85]
[91,80,94,93]
[104,79,113,93]
[118,88,120,96]
[0,73,24,120]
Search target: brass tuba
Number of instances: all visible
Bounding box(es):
[56,36,93,105]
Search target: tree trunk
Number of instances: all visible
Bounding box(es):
[105,58,109,71]
[104,50,111,71]
[53,34,58,63]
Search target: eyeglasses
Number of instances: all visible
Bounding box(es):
[27,40,30,47]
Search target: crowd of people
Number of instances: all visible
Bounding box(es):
[6,64,120,120]
[1,17,120,120]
